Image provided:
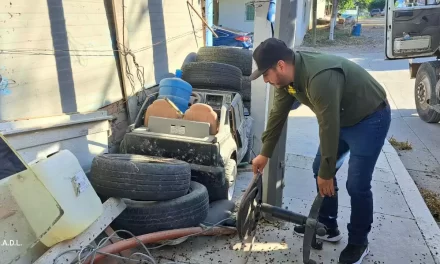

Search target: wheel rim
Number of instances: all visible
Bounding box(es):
[417,76,431,110]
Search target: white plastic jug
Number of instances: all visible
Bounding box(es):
[8,150,103,247]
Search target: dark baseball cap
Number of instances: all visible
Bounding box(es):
[249,38,293,81]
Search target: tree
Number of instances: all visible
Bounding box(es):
[329,0,339,41]
[339,0,374,11]
[369,0,386,10]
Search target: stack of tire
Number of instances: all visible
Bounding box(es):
[181,46,253,112]
[89,154,210,236]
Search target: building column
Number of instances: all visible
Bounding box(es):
[205,0,213,46]
[251,0,298,207]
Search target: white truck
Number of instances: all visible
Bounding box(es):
[385,0,440,123]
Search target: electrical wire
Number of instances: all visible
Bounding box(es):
[0,28,202,57]
[53,217,234,264]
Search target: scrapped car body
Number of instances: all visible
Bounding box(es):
[120,86,251,202]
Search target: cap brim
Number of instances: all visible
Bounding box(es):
[249,69,264,81]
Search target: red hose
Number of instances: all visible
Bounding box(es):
[83,226,236,264]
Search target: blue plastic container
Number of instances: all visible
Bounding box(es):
[351,23,362,36]
[175,69,183,78]
[158,77,192,113]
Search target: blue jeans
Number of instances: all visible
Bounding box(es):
[312,103,391,246]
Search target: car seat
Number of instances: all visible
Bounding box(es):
[183,103,218,135]
[144,99,183,127]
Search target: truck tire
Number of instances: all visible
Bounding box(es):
[181,52,197,68]
[415,61,440,123]
[209,159,237,201]
[111,181,209,235]
[196,46,253,76]
[181,62,242,92]
[241,76,251,101]
[90,154,191,201]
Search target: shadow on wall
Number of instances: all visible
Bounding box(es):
[47,0,77,114]
[129,0,173,83]
[148,0,173,82]
[97,0,180,150]
[100,0,124,106]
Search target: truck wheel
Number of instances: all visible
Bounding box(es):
[196,46,253,76]
[209,159,237,201]
[181,52,197,68]
[90,154,191,201]
[111,181,209,235]
[415,62,440,123]
[182,62,242,92]
[241,76,251,101]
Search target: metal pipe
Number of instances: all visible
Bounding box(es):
[82,226,236,264]
[186,1,218,38]
[260,203,308,225]
[205,0,213,46]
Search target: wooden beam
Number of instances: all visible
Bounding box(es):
[111,0,132,122]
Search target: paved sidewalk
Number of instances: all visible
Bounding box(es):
[151,104,440,264]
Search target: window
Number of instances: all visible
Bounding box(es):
[245,3,255,21]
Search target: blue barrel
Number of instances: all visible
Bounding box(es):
[351,23,362,36]
[158,77,192,113]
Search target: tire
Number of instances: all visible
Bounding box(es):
[241,76,251,101]
[243,101,251,112]
[111,181,209,235]
[209,159,237,201]
[181,52,197,68]
[196,46,253,76]
[90,154,191,201]
[414,61,440,123]
[181,62,242,91]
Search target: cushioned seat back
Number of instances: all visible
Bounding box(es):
[144,99,181,127]
[183,103,218,135]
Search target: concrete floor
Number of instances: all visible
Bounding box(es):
[370,57,440,197]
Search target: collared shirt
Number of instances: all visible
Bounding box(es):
[260,51,387,179]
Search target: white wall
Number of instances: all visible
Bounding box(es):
[0,0,203,123]
[295,0,312,46]
[317,0,327,19]
[219,0,255,32]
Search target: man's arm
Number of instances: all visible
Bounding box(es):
[260,87,295,158]
[308,69,344,180]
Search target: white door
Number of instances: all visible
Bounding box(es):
[385,0,440,59]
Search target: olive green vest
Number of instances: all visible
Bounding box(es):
[288,51,387,127]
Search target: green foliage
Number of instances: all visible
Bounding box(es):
[339,0,374,11]
[339,0,355,10]
[368,0,386,10]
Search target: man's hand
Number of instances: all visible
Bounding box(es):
[252,155,269,175]
[317,176,335,197]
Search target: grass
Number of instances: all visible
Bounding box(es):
[389,136,413,151]
[302,25,368,47]
[419,188,440,221]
